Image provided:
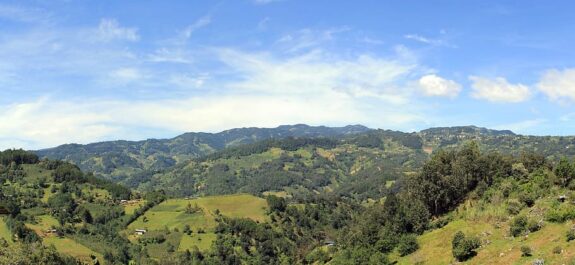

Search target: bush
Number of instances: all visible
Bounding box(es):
[520,245,532,257]
[566,229,575,242]
[397,234,419,256]
[546,204,575,223]
[510,215,528,237]
[553,246,562,254]
[452,231,480,261]
[527,219,542,233]
[519,191,537,207]
[507,199,524,215]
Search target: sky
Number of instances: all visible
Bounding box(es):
[1,0,575,150]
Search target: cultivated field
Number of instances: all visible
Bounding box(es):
[127,193,268,255]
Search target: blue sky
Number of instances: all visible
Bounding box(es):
[1,0,575,149]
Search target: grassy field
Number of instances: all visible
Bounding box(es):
[26,215,59,236]
[123,200,146,215]
[219,147,284,170]
[21,164,51,181]
[179,232,217,251]
[43,236,102,263]
[41,185,56,203]
[194,194,268,222]
[0,217,12,244]
[127,194,268,256]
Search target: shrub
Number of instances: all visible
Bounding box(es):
[553,246,562,254]
[519,191,537,207]
[527,219,542,233]
[567,229,575,242]
[520,245,532,257]
[507,199,524,215]
[546,203,575,223]
[510,215,528,237]
[397,234,419,256]
[452,231,481,261]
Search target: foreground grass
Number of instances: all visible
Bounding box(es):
[397,194,575,264]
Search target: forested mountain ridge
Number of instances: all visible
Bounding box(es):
[35,124,575,196]
[35,124,370,181]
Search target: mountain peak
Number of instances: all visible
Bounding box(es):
[419,125,516,136]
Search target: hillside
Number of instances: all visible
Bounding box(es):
[6,139,575,264]
[123,129,428,198]
[35,124,370,182]
[396,165,575,264]
[0,149,131,264]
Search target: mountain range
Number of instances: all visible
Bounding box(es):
[34,124,575,195]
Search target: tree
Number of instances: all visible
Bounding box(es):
[266,195,287,212]
[452,231,480,261]
[397,234,419,256]
[555,158,575,187]
[80,208,93,224]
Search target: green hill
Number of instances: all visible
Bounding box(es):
[35,124,370,183]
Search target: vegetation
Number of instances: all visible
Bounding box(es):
[5,126,575,264]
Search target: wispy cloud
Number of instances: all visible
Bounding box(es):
[404,33,454,47]
[96,18,139,42]
[0,44,428,149]
[181,16,211,39]
[0,4,53,24]
[276,27,351,53]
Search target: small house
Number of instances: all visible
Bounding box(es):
[135,229,147,235]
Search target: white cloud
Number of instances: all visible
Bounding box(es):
[470,76,531,103]
[0,47,428,149]
[418,74,461,98]
[537,68,575,103]
[0,94,410,150]
[217,49,416,99]
[96,18,139,42]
